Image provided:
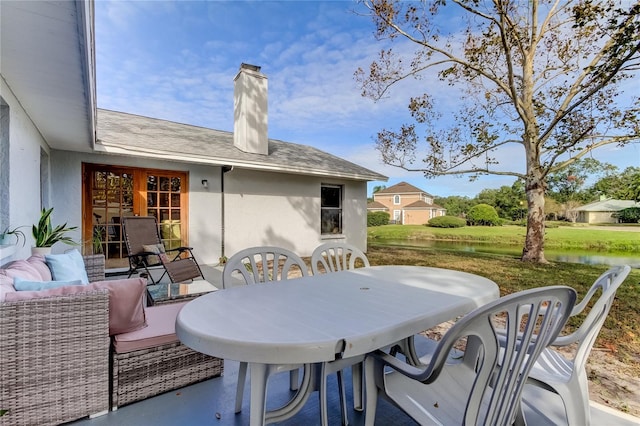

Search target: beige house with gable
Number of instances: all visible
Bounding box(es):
[368,182,446,225]
[575,199,640,224]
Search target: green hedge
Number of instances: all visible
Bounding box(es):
[466,204,501,226]
[367,211,390,227]
[427,216,466,228]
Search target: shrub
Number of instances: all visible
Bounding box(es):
[427,216,466,228]
[466,204,501,226]
[367,211,390,227]
[613,207,640,223]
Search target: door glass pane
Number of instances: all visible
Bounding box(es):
[171,177,181,192]
[147,175,158,191]
[160,177,170,191]
[88,169,129,269]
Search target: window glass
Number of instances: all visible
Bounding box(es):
[321,185,342,234]
[394,195,400,204]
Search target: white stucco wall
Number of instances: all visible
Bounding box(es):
[0,79,50,263]
[49,150,223,264]
[223,168,368,258]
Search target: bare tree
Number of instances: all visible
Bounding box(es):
[562,200,582,223]
[355,0,640,262]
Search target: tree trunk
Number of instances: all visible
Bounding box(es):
[522,177,547,263]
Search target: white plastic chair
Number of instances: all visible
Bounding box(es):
[310,242,371,415]
[222,246,309,415]
[521,265,631,425]
[310,242,370,274]
[364,286,577,426]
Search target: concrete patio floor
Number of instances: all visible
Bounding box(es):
[71,335,639,425]
[75,264,639,425]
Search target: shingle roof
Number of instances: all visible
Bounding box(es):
[575,199,639,212]
[367,201,388,210]
[404,200,445,209]
[376,181,432,196]
[96,109,387,182]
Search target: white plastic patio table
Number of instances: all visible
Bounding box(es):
[176,265,499,425]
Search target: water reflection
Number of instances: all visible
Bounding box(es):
[373,239,640,268]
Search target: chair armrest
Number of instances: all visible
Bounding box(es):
[83,254,106,282]
[166,246,194,254]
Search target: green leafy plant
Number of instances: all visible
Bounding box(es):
[0,226,26,246]
[613,207,640,224]
[91,225,104,254]
[32,208,78,247]
[367,211,390,227]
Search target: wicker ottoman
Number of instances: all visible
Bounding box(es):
[111,341,223,408]
[110,301,223,409]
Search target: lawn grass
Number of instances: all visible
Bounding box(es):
[367,224,640,251]
[366,244,640,365]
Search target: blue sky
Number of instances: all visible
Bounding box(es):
[95,0,640,198]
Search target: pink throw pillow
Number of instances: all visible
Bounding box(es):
[5,277,148,335]
[26,255,53,281]
[0,260,44,282]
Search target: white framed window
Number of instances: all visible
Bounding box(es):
[393,210,401,223]
[321,184,342,234]
[393,195,400,205]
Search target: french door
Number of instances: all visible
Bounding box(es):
[82,164,189,269]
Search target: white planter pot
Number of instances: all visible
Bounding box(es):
[31,246,52,256]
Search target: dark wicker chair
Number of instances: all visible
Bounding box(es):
[122,216,203,284]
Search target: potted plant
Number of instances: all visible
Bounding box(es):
[31,207,78,255]
[0,226,26,246]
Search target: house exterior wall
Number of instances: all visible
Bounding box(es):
[404,210,431,225]
[50,150,223,264]
[577,211,616,224]
[224,169,367,257]
[0,80,50,264]
[374,193,424,213]
[47,153,368,264]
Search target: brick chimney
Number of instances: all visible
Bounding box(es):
[233,63,268,155]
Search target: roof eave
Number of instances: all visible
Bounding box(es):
[95,142,388,182]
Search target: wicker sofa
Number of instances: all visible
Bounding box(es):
[0,254,223,425]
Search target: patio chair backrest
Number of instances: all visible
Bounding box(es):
[222,246,309,288]
[310,242,370,275]
[122,216,163,256]
[556,264,631,370]
[421,286,576,425]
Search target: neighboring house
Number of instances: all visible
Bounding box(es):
[574,199,639,224]
[0,1,387,268]
[368,182,446,225]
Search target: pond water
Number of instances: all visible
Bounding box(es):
[372,239,640,268]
